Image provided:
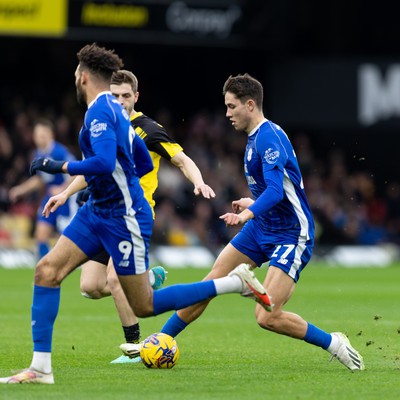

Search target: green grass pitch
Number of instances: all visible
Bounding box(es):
[0,263,399,399]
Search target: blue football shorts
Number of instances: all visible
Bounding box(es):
[63,202,153,275]
[230,219,313,282]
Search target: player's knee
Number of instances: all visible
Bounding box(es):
[80,288,101,299]
[34,258,63,287]
[133,308,152,318]
[80,291,97,299]
[130,303,153,318]
[255,311,279,332]
[80,282,102,299]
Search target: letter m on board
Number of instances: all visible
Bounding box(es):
[358,64,400,126]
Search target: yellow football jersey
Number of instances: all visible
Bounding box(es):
[131,112,183,216]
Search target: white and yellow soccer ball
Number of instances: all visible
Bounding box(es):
[140,333,180,369]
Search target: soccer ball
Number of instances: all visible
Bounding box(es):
[140,333,180,369]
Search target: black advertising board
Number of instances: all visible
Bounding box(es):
[67,0,245,47]
[265,59,400,131]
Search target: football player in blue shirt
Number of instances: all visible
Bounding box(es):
[9,119,77,259]
[79,69,216,364]
[161,73,365,372]
[0,46,271,385]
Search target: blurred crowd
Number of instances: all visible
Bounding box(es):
[1,95,400,255]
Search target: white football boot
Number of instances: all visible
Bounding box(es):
[0,368,54,384]
[329,332,365,371]
[120,342,142,358]
[229,263,274,312]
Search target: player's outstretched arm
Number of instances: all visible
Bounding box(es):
[42,175,87,217]
[170,152,215,199]
[8,176,43,203]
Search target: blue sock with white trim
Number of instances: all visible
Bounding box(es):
[153,281,216,315]
[303,322,332,349]
[31,285,61,352]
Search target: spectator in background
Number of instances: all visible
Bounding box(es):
[0,123,13,211]
[386,181,400,243]
[0,93,398,251]
[8,118,77,259]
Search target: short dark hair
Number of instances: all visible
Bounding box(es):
[222,73,263,110]
[34,118,55,133]
[77,43,124,83]
[111,70,138,93]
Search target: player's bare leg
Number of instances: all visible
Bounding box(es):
[0,235,88,384]
[255,266,364,370]
[80,260,166,300]
[80,260,111,299]
[80,258,167,363]
[106,260,144,363]
[35,235,88,287]
[176,244,255,323]
[253,266,307,337]
[35,221,53,243]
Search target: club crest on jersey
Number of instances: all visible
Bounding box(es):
[264,148,280,164]
[90,119,107,138]
[247,148,253,161]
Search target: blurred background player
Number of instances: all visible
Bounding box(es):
[8,119,77,259]
[79,69,216,363]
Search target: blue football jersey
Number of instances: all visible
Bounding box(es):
[35,142,75,194]
[77,91,146,215]
[245,119,314,241]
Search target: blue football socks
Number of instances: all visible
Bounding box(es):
[153,281,216,315]
[304,322,332,349]
[161,313,188,337]
[31,285,61,352]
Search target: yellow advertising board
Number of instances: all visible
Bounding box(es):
[0,0,67,37]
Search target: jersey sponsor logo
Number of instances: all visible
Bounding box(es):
[247,147,253,161]
[90,119,107,137]
[264,147,280,164]
[246,175,256,185]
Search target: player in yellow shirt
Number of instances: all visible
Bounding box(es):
[79,70,216,363]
